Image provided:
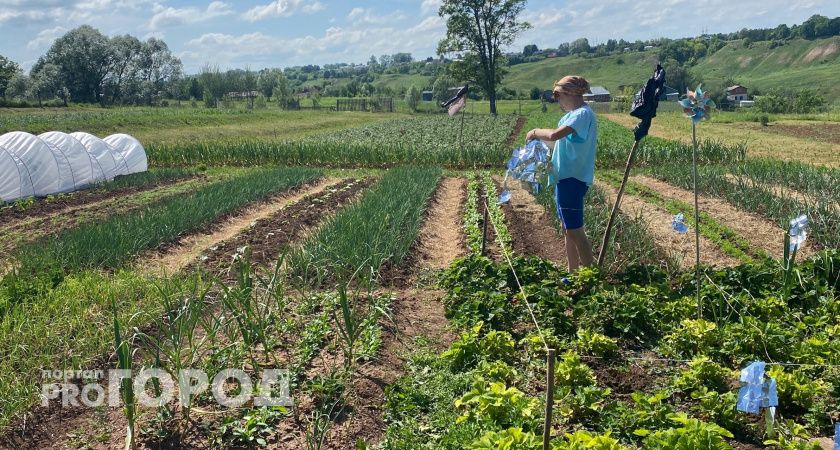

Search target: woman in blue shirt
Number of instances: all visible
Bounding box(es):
[525,76,597,271]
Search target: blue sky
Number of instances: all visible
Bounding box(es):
[1,0,839,73]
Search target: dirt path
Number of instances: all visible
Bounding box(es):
[413,177,468,270]
[140,177,340,275]
[496,177,567,265]
[598,183,741,268]
[632,175,807,260]
[318,177,463,448]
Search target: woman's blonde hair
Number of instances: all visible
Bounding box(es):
[553,76,590,96]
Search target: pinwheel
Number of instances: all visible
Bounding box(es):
[679,84,717,125]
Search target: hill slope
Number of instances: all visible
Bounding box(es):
[692,36,840,99]
[502,51,658,94]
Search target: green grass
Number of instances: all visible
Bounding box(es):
[291,166,441,280]
[0,106,399,147]
[148,115,519,168]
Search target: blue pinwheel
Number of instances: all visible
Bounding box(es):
[679,84,716,125]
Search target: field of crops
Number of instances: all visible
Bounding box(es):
[0,105,837,450]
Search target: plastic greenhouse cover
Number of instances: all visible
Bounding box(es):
[70,132,119,181]
[0,132,61,197]
[39,132,97,189]
[103,134,147,174]
[0,147,35,202]
[26,133,76,194]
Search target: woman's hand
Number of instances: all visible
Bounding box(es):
[525,129,538,142]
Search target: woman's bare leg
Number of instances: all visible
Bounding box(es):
[565,228,581,271]
[566,227,594,269]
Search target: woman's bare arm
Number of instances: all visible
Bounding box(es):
[525,125,576,143]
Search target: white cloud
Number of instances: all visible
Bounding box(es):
[148,1,232,30]
[26,25,67,50]
[347,7,405,25]
[409,15,444,34]
[242,0,325,22]
[421,0,442,15]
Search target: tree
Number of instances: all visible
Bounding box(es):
[662,58,696,94]
[405,85,421,112]
[529,86,541,100]
[5,73,30,101]
[0,55,20,100]
[109,35,142,104]
[523,44,539,56]
[570,38,591,54]
[28,62,64,107]
[242,67,257,109]
[42,26,115,104]
[134,38,182,105]
[437,0,530,115]
[432,74,454,103]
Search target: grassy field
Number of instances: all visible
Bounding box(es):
[603,111,840,167]
[0,106,403,146]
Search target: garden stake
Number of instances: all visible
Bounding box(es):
[597,139,640,266]
[543,348,556,450]
[598,64,665,267]
[481,202,489,256]
[692,122,702,318]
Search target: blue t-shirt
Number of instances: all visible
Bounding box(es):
[549,104,597,186]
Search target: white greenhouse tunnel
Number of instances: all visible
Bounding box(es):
[0,131,147,203]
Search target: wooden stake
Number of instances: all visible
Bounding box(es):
[598,139,640,266]
[543,348,556,450]
[481,202,489,256]
[692,122,702,318]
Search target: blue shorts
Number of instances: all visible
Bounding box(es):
[555,178,588,230]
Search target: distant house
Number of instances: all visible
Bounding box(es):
[584,86,612,103]
[547,52,558,58]
[644,45,655,51]
[726,85,749,102]
[659,85,680,101]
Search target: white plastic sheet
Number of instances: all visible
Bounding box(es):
[39,132,98,189]
[103,133,148,174]
[0,147,36,202]
[0,132,62,197]
[70,132,119,181]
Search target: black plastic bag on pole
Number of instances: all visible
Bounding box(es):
[630,63,666,141]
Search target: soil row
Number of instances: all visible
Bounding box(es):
[0,173,201,226]
[496,177,568,265]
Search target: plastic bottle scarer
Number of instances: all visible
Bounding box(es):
[789,214,808,252]
[499,140,550,204]
[672,213,688,234]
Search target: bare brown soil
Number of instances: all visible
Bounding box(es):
[598,183,741,268]
[496,177,568,265]
[505,116,527,147]
[760,122,840,146]
[413,177,467,270]
[632,175,805,260]
[139,177,366,276]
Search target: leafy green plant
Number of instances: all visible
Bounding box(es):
[639,413,734,450]
[455,378,538,429]
[551,430,629,450]
[554,351,596,388]
[213,406,287,448]
[442,323,516,372]
[574,329,619,357]
[660,319,720,359]
[470,427,541,450]
[671,356,733,394]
